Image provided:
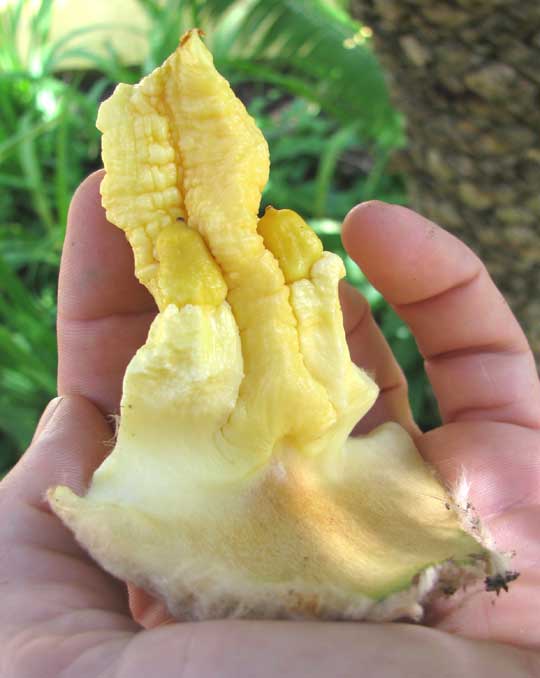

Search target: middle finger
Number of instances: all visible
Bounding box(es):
[339,280,418,436]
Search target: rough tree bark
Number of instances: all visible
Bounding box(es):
[351,0,540,366]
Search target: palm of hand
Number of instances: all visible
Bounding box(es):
[1,183,539,677]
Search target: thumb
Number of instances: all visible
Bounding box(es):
[4,395,113,509]
[0,395,132,625]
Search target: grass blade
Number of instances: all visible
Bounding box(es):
[17,112,55,232]
[313,125,356,217]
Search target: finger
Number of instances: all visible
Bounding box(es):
[127,585,175,628]
[339,280,418,436]
[57,170,157,415]
[0,395,134,626]
[342,202,540,429]
[418,422,540,520]
[118,619,539,677]
[418,421,540,647]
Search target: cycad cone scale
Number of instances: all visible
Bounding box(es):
[49,30,511,622]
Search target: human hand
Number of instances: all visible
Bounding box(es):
[1,172,539,677]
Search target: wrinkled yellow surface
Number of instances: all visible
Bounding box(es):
[49,31,492,621]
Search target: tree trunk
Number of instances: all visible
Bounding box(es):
[351,0,540,366]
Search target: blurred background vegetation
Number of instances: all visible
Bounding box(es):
[0,0,441,473]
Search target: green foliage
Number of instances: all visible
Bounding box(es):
[208,0,397,136]
[137,0,399,139]
[0,258,56,473]
[248,95,405,219]
[0,0,437,470]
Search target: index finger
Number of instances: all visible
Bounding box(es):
[57,170,157,415]
[342,201,540,429]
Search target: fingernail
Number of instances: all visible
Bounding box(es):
[33,397,64,443]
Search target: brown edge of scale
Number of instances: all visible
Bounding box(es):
[438,569,520,598]
[485,571,520,596]
[180,28,205,47]
[440,492,520,599]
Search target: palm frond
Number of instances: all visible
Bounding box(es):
[202,0,398,139]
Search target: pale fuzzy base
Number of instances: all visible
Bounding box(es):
[100,476,502,623]
[143,471,509,622]
[126,551,503,624]
[49,468,510,624]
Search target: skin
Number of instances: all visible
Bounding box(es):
[1,171,539,677]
